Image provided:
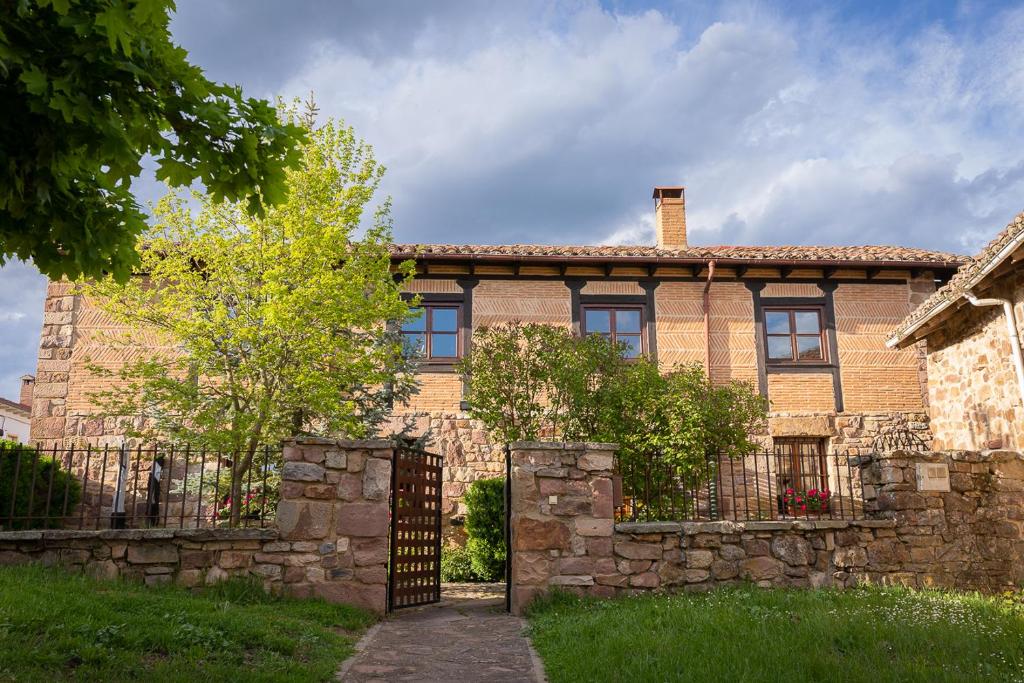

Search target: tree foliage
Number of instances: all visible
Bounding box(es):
[463,477,506,581]
[84,104,417,522]
[0,0,306,281]
[455,323,625,443]
[602,361,768,505]
[0,440,82,530]
[458,322,768,493]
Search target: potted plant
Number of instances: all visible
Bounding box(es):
[782,487,831,517]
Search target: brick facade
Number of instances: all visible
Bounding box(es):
[32,269,943,528]
[835,282,929,412]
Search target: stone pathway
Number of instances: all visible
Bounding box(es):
[337,583,545,682]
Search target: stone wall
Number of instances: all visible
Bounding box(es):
[768,411,932,454]
[613,519,896,592]
[0,527,278,586]
[509,442,617,614]
[276,438,392,612]
[0,439,394,614]
[508,443,1024,614]
[922,267,1024,450]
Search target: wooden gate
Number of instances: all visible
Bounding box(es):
[387,445,443,611]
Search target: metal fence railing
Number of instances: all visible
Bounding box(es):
[0,443,280,531]
[615,445,866,523]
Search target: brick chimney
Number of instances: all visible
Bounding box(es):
[19,374,34,408]
[653,186,686,250]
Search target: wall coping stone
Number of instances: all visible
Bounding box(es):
[868,450,1024,463]
[615,522,683,534]
[0,528,279,543]
[677,519,896,535]
[287,437,395,449]
[509,441,618,451]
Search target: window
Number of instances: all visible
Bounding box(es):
[582,306,643,358]
[401,305,461,361]
[764,307,826,363]
[774,438,828,514]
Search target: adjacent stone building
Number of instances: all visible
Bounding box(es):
[31,186,963,524]
[889,210,1024,450]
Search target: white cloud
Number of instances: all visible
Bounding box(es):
[0,259,46,399]
[275,2,1024,254]
[5,0,1024,393]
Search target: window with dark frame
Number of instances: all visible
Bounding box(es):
[582,305,644,358]
[773,437,829,514]
[764,307,826,363]
[400,305,461,361]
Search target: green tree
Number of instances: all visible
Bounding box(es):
[458,323,768,516]
[85,105,418,523]
[457,322,630,443]
[0,440,82,530]
[463,477,506,581]
[605,362,767,518]
[0,0,306,281]
[455,323,567,443]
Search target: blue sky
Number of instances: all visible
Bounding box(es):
[3,0,1024,400]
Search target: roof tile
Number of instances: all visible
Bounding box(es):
[889,210,1024,344]
[392,243,963,264]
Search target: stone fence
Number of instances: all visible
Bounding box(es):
[0,438,394,614]
[509,442,1024,614]
[6,438,1023,617]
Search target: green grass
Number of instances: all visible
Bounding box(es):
[0,564,376,682]
[527,586,1024,682]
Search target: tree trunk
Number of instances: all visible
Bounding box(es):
[229,445,259,526]
[229,469,244,527]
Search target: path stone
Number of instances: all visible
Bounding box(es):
[338,583,544,682]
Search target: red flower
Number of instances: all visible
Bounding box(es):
[800,504,807,512]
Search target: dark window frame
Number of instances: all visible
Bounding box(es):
[774,437,829,507]
[581,304,646,358]
[763,306,828,366]
[401,303,463,362]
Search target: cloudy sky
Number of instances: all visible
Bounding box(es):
[3,0,1024,399]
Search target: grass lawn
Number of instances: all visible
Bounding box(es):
[527,587,1024,682]
[0,564,376,682]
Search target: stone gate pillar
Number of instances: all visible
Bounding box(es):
[509,441,617,615]
[277,437,393,613]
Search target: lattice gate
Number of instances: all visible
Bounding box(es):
[387,445,443,611]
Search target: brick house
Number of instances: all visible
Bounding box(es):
[30,186,962,519]
[888,210,1024,450]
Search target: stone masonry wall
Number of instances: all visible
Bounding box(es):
[768,411,932,454]
[923,267,1024,451]
[0,439,394,614]
[509,444,1024,614]
[276,438,392,612]
[509,442,617,614]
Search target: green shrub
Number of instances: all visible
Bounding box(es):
[0,441,81,530]
[464,477,506,581]
[440,545,477,582]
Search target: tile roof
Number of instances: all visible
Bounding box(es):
[392,243,964,266]
[0,396,30,416]
[888,210,1024,347]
